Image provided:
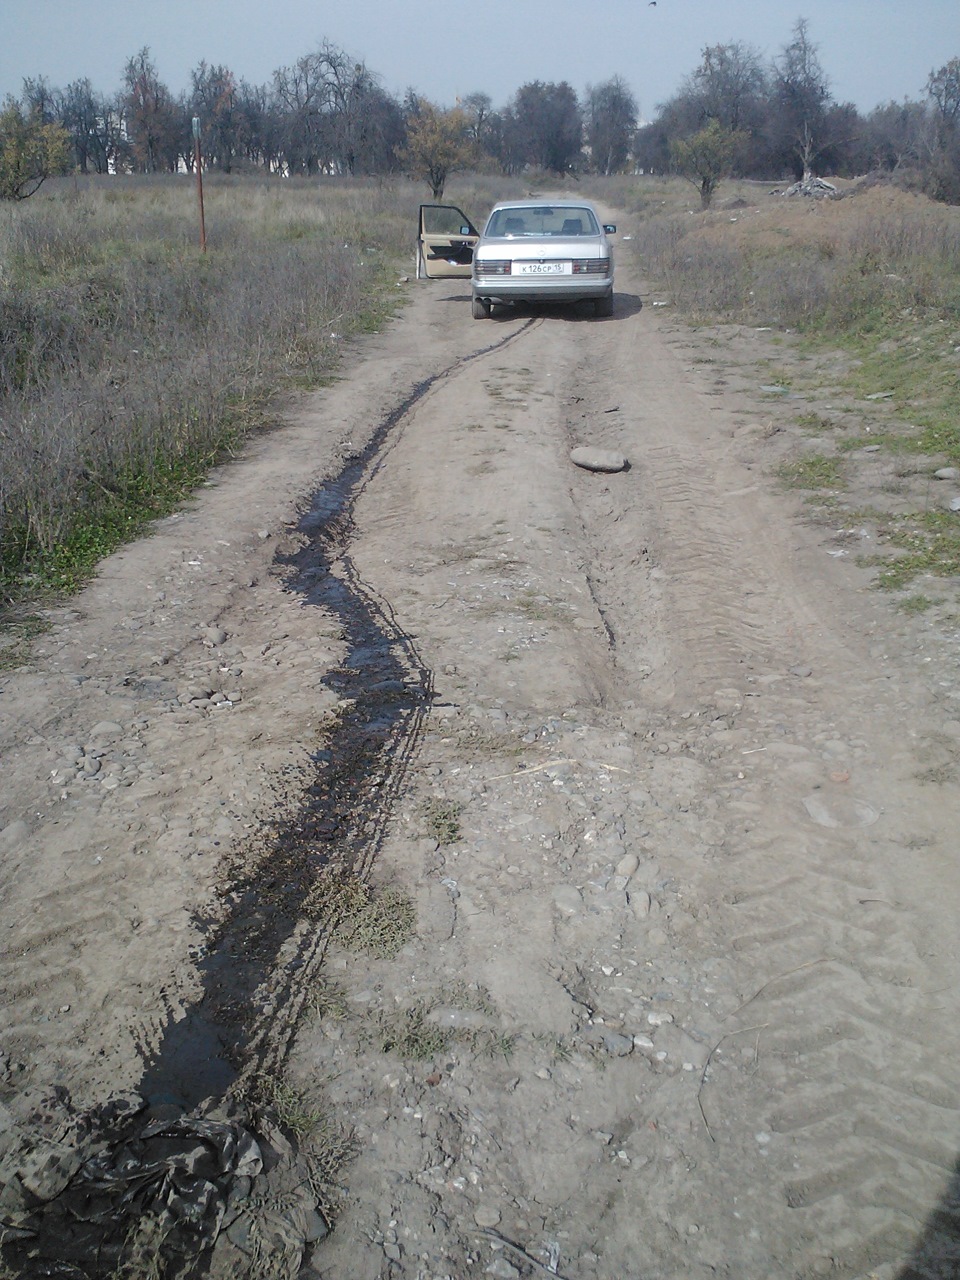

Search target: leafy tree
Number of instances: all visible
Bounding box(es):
[400,100,474,198]
[509,81,582,174]
[0,98,70,198]
[586,76,637,175]
[670,118,745,208]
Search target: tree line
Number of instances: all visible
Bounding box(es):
[1,21,958,204]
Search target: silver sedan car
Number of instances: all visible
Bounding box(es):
[472,200,616,319]
[415,199,616,319]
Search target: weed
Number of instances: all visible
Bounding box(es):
[365,1001,452,1061]
[304,1121,357,1223]
[309,977,350,1022]
[0,613,50,670]
[916,763,956,784]
[419,797,462,845]
[263,1078,327,1137]
[794,412,838,433]
[778,455,847,490]
[873,511,960,588]
[897,593,938,614]
[304,872,415,958]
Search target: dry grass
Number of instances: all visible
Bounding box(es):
[629,181,960,332]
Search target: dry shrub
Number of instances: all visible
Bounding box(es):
[631,183,960,331]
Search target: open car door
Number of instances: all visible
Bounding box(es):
[417,204,479,279]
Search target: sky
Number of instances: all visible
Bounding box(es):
[2,0,958,120]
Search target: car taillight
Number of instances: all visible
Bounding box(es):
[572,258,611,275]
[475,259,512,276]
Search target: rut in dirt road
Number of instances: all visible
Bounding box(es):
[135,323,540,1108]
[297,270,960,1280]
[2,218,959,1280]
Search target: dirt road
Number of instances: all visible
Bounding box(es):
[1,218,959,1279]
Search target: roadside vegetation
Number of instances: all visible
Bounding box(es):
[0,173,523,605]
[628,177,960,592]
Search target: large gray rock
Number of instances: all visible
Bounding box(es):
[570,446,628,473]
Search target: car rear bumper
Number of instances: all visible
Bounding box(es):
[472,277,613,305]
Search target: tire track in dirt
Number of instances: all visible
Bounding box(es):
[550,296,960,1276]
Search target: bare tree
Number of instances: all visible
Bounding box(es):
[771,18,831,180]
[692,42,768,134]
[923,57,960,202]
[58,79,112,173]
[190,62,240,172]
[122,48,180,173]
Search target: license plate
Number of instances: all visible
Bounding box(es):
[516,261,571,275]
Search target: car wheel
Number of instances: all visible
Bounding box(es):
[472,296,491,319]
[594,292,614,318]
[415,246,424,280]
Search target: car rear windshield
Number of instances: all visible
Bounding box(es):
[484,206,600,238]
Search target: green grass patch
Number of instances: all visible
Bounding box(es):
[794,412,839,433]
[872,510,960,589]
[778,454,847,490]
[419,797,462,845]
[897,593,939,614]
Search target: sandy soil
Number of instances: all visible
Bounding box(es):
[2,210,960,1279]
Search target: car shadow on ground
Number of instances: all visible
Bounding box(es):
[896,1156,960,1278]
[438,292,644,320]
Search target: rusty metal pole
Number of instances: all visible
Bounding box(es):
[192,116,207,253]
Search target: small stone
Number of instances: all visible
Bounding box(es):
[647,1011,673,1026]
[474,1205,501,1228]
[788,665,813,678]
[570,446,628,474]
[949,496,960,512]
[603,1032,634,1056]
[630,891,651,919]
[90,721,123,740]
[553,885,583,916]
[616,853,640,878]
[485,1261,520,1279]
[934,467,959,480]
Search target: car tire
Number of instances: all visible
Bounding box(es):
[472,296,491,319]
[415,246,424,280]
[594,292,614,318]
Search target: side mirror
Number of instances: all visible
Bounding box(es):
[603,224,617,234]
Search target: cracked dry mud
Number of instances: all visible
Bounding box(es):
[1,211,960,1280]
